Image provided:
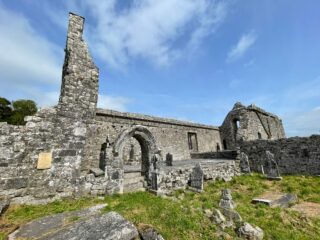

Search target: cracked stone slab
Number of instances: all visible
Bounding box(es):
[8,204,107,239]
[252,193,297,208]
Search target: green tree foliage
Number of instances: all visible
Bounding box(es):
[0,97,12,122]
[0,98,37,125]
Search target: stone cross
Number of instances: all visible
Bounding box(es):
[165,153,173,166]
[190,163,204,191]
[265,151,282,180]
[240,152,251,174]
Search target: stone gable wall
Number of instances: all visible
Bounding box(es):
[220,103,285,150]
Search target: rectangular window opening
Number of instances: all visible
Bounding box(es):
[188,132,198,151]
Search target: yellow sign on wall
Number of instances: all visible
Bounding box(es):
[37,152,52,169]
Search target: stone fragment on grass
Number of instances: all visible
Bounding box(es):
[211,209,226,225]
[237,222,264,240]
[0,198,10,216]
[138,224,165,240]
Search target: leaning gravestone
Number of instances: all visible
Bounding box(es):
[265,151,282,180]
[239,152,251,174]
[190,163,204,191]
[165,153,173,166]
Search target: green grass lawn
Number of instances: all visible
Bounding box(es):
[1,174,320,240]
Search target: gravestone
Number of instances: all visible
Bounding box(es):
[265,151,282,180]
[165,153,173,166]
[151,172,158,190]
[190,163,204,191]
[240,152,251,174]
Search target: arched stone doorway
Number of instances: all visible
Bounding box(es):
[111,125,161,193]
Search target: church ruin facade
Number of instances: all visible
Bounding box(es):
[0,13,319,204]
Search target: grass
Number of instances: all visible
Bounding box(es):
[1,174,319,239]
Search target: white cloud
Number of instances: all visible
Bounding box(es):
[0,5,63,85]
[227,30,257,62]
[97,94,131,111]
[0,4,64,109]
[283,107,320,137]
[80,0,228,68]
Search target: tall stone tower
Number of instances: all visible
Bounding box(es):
[58,13,99,121]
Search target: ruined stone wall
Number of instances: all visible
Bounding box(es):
[156,160,240,194]
[0,13,100,204]
[240,135,320,175]
[82,109,222,171]
[220,102,285,150]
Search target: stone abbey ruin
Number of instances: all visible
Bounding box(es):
[0,13,319,205]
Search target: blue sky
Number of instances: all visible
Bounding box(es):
[0,0,319,137]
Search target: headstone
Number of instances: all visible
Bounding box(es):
[151,172,158,191]
[239,152,251,174]
[219,189,235,209]
[37,152,52,169]
[265,151,282,180]
[190,163,204,191]
[165,153,173,166]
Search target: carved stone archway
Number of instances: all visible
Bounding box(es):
[106,125,161,193]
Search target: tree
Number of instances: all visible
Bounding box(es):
[0,97,37,125]
[9,100,37,125]
[0,97,12,122]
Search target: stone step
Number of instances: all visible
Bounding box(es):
[124,172,142,179]
[123,176,145,185]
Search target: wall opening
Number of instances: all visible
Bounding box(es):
[258,132,262,139]
[216,143,221,152]
[121,137,142,166]
[188,132,198,151]
[233,119,240,141]
[223,139,227,150]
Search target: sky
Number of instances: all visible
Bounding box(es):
[0,0,319,137]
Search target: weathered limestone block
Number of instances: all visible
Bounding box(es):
[211,208,226,225]
[237,222,264,240]
[138,224,165,240]
[89,168,104,177]
[0,198,10,216]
